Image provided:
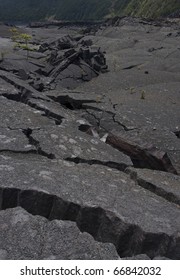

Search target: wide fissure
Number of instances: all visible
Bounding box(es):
[0,187,179,260]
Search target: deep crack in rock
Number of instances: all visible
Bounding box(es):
[49,94,134,132]
[126,168,180,206]
[106,134,178,174]
[2,93,63,125]
[49,95,99,110]
[26,100,63,125]
[22,128,55,159]
[174,130,180,139]
[0,187,179,259]
[78,124,178,174]
[0,19,179,261]
[112,113,136,131]
[65,157,128,172]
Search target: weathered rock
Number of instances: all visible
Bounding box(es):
[18,69,29,80]
[27,51,47,60]
[0,207,119,260]
[0,55,40,74]
[38,42,49,52]
[0,96,55,130]
[0,30,107,92]
[28,119,132,168]
[38,64,54,76]
[0,90,132,166]
[29,79,45,91]
[56,36,75,50]
[0,19,180,261]
[126,168,180,206]
[0,69,50,102]
[47,49,58,64]
[81,38,93,46]
[106,133,178,174]
[36,35,108,87]
[50,50,80,79]
[0,77,19,95]
[0,127,35,153]
[0,156,179,259]
[109,128,180,174]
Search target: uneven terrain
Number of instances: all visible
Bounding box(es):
[0,17,180,260]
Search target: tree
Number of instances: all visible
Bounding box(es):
[18,33,32,60]
[10,28,32,60]
[9,27,20,42]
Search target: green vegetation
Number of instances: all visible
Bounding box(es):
[10,28,32,59]
[0,0,179,22]
[9,27,20,41]
[124,0,180,18]
[18,33,32,60]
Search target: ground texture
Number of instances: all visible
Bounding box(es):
[0,18,179,260]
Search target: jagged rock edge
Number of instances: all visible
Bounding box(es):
[64,156,128,172]
[47,94,177,175]
[125,168,180,206]
[1,92,63,125]
[0,187,179,259]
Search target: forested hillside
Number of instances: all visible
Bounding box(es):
[123,0,180,18]
[0,0,179,22]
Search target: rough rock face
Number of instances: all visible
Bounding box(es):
[0,18,180,260]
[0,207,119,260]
[0,30,108,91]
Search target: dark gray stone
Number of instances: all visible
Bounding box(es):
[18,69,29,80]
[126,168,180,206]
[0,207,119,259]
[0,127,35,153]
[0,19,180,261]
[0,156,179,259]
[0,96,55,130]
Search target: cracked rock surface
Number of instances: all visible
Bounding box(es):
[0,18,180,260]
[0,207,119,260]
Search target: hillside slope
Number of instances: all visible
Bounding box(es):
[0,0,110,21]
[124,0,180,18]
[0,0,179,22]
